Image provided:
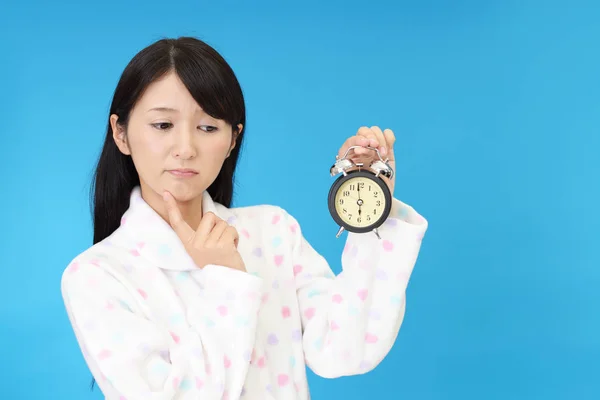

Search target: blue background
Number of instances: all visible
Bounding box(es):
[1,0,599,398]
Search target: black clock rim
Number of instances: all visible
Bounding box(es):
[327,169,393,234]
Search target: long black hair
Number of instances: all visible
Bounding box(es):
[88,36,246,390]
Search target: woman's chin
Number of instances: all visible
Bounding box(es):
[163,182,203,203]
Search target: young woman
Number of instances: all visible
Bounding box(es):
[61,36,428,400]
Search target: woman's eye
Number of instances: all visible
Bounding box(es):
[151,122,173,130]
[200,125,218,133]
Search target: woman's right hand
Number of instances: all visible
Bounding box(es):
[163,191,246,272]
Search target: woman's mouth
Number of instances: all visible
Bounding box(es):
[167,168,198,178]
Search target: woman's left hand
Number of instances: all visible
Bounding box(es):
[336,126,396,196]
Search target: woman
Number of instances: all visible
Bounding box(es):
[61,36,428,400]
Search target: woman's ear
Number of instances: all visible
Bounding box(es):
[227,123,243,158]
[110,114,131,155]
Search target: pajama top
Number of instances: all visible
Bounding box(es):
[61,186,428,399]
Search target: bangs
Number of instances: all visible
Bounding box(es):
[171,45,244,128]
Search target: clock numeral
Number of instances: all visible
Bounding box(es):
[342,208,347,214]
[373,209,377,215]
[348,214,352,220]
[376,200,381,207]
[368,185,372,191]
[359,182,365,189]
[374,191,379,197]
[349,184,356,191]
[367,215,371,221]
[357,217,362,223]
[339,199,344,205]
[343,191,350,197]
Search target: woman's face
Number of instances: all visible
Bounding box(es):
[110,71,241,207]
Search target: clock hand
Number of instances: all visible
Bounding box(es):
[356,182,362,216]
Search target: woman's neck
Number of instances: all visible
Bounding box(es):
[139,183,204,231]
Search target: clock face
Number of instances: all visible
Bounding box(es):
[333,175,387,228]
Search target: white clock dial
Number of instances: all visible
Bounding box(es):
[334,176,386,228]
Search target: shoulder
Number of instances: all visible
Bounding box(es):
[222,203,303,247]
[60,228,134,304]
[226,202,301,230]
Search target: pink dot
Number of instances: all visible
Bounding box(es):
[304,307,315,320]
[281,306,291,318]
[278,374,290,387]
[245,291,259,301]
[357,289,369,301]
[97,349,112,360]
[217,305,228,316]
[137,288,147,299]
[172,377,180,390]
[130,249,140,257]
[332,294,343,304]
[195,377,204,389]
[365,333,379,344]
[170,331,180,344]
[224,355,231,369]
[261,293,270,304]
[274,255,284,266]
[382,240,394,252]
[257,356,266,368]
[293,264,303,276]
[272,215,281,224]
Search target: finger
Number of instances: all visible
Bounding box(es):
[349,127,373,156]
[356,126,379,154]
[337,136,354,159]
[370,126,388,156]
[220,226,240,249]
[338,126,381,159]
[163,191,194,245]
[383,128,396,153]
[205,219,229,248]
[337,135,368,159]
[193,212,219,247]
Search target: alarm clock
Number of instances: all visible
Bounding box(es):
[328,145,394,239]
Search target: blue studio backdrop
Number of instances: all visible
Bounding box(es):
[1,0,599,399]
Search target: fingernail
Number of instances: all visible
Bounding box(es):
[381,147,387,155]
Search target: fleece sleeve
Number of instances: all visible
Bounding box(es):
[285,198,428,378]
[61,261,263,400]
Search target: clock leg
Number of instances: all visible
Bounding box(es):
[373,228,381,240]
[336,226,345,238]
